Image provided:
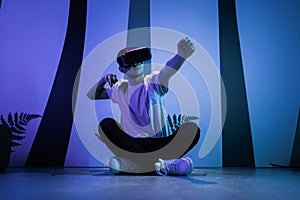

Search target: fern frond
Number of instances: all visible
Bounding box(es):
[170,114,177,133]
[0,115,8,126]
[19,112,24,121]
[166,113,199,135]
[15,123,26,131]
[7,112,14,127]
[172,114,177,129]
[11,127,26,134]
[167,115,174,130]
[178,114,182,124]
[12,135,25,140]
[20,119,28,125]
[11,141,21,147]
[14,112,19,126]
[19,121,27,126]
[183,115,199,123]
[24,114,42,123]
[181,115,185,123]
[167,114,171,124]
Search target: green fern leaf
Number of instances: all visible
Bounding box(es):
[19,112,24,121]
[11,141,21,147]
[0,115,8,126]
[182,115,186,122]
[14,112,19,125]
[171,114,177,133]
[7,112,14,127]
[178,114,182,124]
[183,115,199,123]
[23,113,28,121]
[172,114,177,127]
[32,114,42,120]
[20,118,28,125]
[167,114,173,130]
[177,114,182,129]
[11,127,26,134]
[24,114,42,123]
[15,123,26,131]
[12,135,25,140]
[19,120,27,126]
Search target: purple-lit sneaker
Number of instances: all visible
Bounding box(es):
[155,157,193,176]
[109,157,142,174]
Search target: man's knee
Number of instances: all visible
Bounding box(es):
[180,122,200,134]
[178,122,200,144]
[99,118,118,132]
[99,118,115,128]
[98,118,124,140]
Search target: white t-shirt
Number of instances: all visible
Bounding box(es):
[106,71,171,138]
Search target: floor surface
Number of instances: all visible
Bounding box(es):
[1,167,300,200]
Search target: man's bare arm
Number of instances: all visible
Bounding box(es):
[159,38,195,87]
[87,74,117,100]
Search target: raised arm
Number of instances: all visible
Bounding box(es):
[87,74,117,100]
[158,38,195,87]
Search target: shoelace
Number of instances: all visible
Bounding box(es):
[155,159,167,176]
[156,158,178,176]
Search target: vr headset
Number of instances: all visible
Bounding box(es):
[117,47,152,68]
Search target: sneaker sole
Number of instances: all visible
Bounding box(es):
[109,157,120,174]
[181,157,194,175]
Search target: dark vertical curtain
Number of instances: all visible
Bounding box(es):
[26,0,87,167]
[219,0,255,167]
[127,0,151,75]
[290,108,300,168]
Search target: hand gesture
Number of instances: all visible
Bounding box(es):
[104,74,118,87]
[177,38,195,59]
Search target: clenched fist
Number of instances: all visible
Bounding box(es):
[105,74,118,87]
[177,37,195,59]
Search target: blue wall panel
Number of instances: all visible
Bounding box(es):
[0,0,69,166]
[0,0,299,167]
[65,0,130,167]
[151,0,221,167]
[236,0,300,166]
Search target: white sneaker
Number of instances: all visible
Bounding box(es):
[155,157,194,176]
[109,157,141,174]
